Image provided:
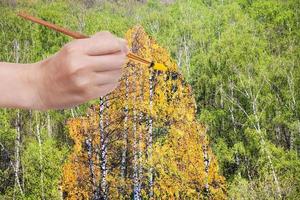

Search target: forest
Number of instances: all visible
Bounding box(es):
[0,0,299,199]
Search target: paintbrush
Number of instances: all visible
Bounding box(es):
[17,12,167,72]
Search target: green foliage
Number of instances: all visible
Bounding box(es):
[21,139,67,200]
[0,0,299,199]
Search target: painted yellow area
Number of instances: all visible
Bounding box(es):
[153,63,168,71]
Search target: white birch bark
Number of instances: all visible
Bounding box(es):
[252,98,282,199]
[13,40,24,199]
[137,69,144,196]
[35,112,45,200]
[86,137,96,195]
[133,71,140,200]
[121,76,129,180]
[13,110,24,199]
[231,70,282,198]
[98,97,108,200]
[148,69,154,199]
[47,112,52,137]
[203,144,210,195]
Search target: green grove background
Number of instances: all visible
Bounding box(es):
[0,0,300,199]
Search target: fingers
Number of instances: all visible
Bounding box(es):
[84,51,128,72]
[96,82,119,96]
[91,69,122,85]
[118,38,130,55]
[73,31,129,56]
[84,82,120,101]
[55,31,129,107]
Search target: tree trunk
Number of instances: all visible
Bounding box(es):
[203,143,210,196]
[252,92,282,199]
[229,81,237,134]
[147,69,154,199]
[47,112,52,137]
[121,75,129,193]
[13,40,24,199]
[137,69,144,197]
[35,112,45,200]
[97,97,108,200]
[86,136,96,195]
[133,71,140,200]
[13,110,24,199]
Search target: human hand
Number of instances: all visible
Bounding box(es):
[31,31,128,110]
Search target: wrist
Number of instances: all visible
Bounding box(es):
[0,62,39,109]
[12,62,45,110]
[22,61,45,110]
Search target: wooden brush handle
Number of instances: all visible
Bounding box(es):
[18,12,151,64]
[18,12,88,39]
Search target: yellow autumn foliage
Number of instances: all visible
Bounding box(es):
[62,26,226,199]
